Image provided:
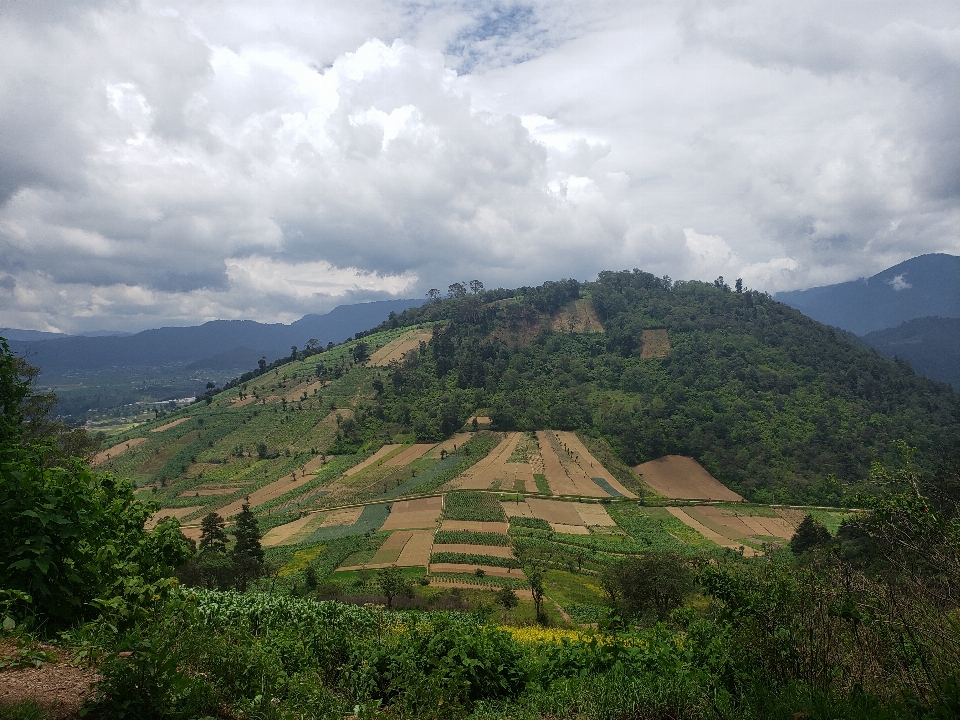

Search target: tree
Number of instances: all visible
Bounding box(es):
[232,499,264,563]
[528,565,546,623]
[469,279,484,294]
[448,282,467,298]
[352,341,369,363]
[377,565,409,609]
[790,514,833,555]
[735,278,744,293]
[258,356,267,372]
[199,512,227,553]
[427,289,441,301]
[495,587,519,617]
[601,552,692,621]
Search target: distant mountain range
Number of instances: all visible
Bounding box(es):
[774,253,960,335]
[3,299,424,378]
[862,317,960,390]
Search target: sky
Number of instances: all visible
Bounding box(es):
[1,0,958,333]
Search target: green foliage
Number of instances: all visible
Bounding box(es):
[444,491,507,522]
[0,700,48,720]
[790,513,833,554]
[0,450,191,631]
[198,512,226,552]
[377,565,410,609]
[509,516,551,531]
[533,473,552,496]
[231,500,264,563]
[601,552,693,621]
[430,553,521,569]
[434,530,510,546]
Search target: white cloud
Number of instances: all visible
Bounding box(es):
[889,273,912,291]
[0,0,957,332]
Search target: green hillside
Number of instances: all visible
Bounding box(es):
[99,270,960,511]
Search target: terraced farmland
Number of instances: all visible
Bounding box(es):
[90,321,843,614]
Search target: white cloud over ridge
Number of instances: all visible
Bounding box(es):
[0,0,958,332]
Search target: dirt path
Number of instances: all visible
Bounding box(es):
[0,641,99,720]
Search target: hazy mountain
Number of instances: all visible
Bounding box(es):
[4,299,424,378]
[774,253,960,335]
[862,316,960,390]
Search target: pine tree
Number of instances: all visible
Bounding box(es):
[790,514,833,555]
[232,498,264,563]
[199,512,227,553]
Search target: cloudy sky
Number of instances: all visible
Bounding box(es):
[1,0,958,332]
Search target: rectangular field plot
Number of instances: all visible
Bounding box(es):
[452,432,536,492]
[431,544,514,558]
[553,431,637,498]
[439,520,510,534]
[633,455,743,501]
[151,418,189,433]
[666,507,758,556]
[93,437,148,466]
[502,498,616,532]
[261,506,365,547]
[536,431,609,497]
[383,443,435,467]
[429,564,525,579]
[344,445,403,476]
[380,496,443,530]
[339,529,434,569]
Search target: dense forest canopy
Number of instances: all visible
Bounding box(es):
[362,270,960,504]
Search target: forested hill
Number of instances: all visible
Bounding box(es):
[361,271,960,504]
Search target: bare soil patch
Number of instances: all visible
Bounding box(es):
[397,530,434,566]
[0,641,99,720]
[380,496,443,531]
[262,513,325,547]
[427,433,474,459]
[552,298,604,334]
[91,436,147,466]
[368,328,434,366]
[146,505,201,529]
[551,524,590,535]
[429,563,525,579]
[344,445,403,476]
[525,498,585,525]
[322,506,365,527]
[535,431,581,495]
[575,503,616,526]
[640,328,670,358]
[215,471,317,519]
[150,417,188,433]
[383,443,435,467]
[633,455,744,501]
[554,432,637,498]
[440,520,510,534]
[666,507,758,556]
[454,432,536,491]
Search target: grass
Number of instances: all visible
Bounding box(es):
[0,700,49,720]
[534,473,552,496]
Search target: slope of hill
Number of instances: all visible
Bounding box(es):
[97,271,960,517]
[4,298,424,376]
[862,316,960,390]
[774,253,960,335]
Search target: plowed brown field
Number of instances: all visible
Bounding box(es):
[454,432,536,491]
[151,418,188,433]
[368,328,435,366]
[380,496,443,530]
[344,444,403,476]
[633,455,743,501]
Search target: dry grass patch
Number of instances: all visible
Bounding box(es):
[640,328,670,358]
[427,433,473,459]
[92,437,148,466]
[634,455,744,501]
